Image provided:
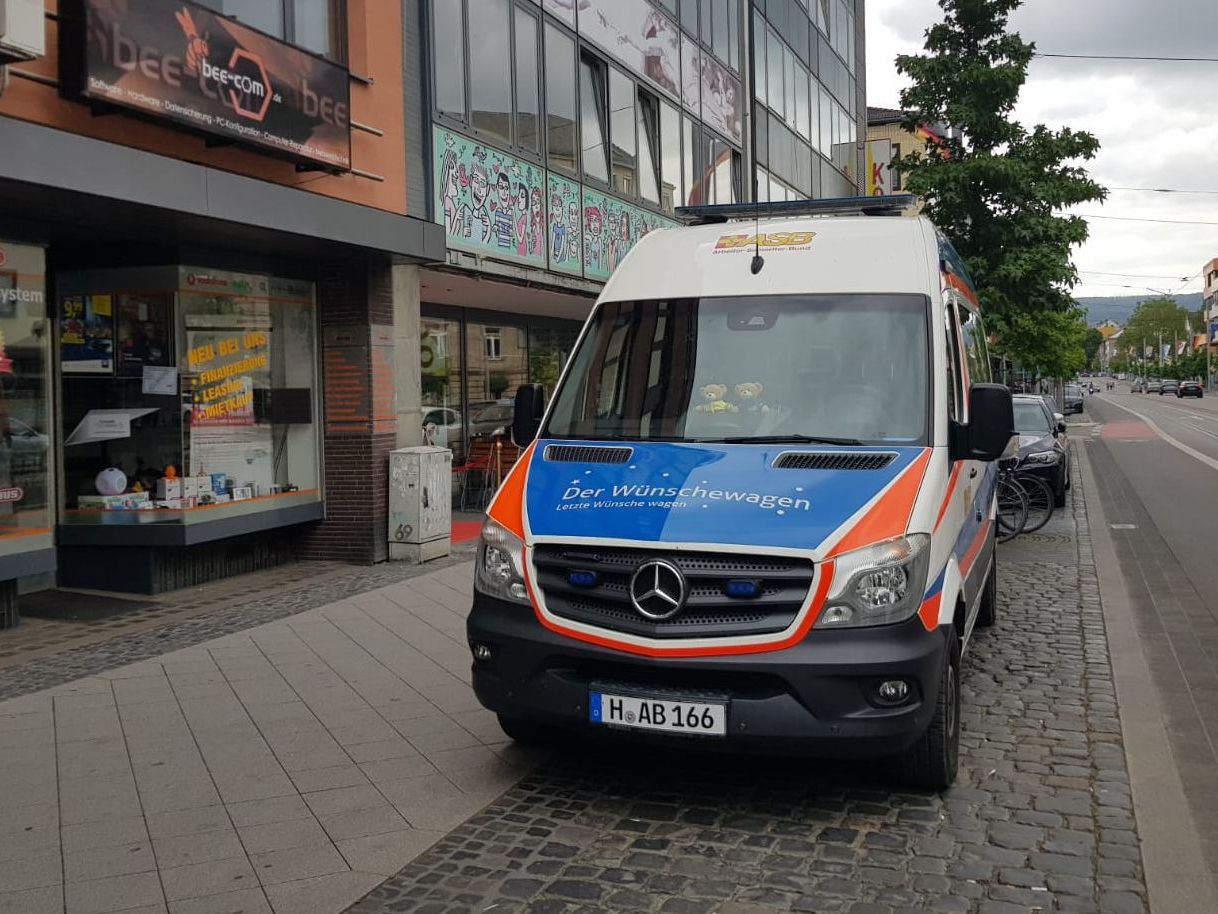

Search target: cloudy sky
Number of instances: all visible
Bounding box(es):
[866,0,1218,300]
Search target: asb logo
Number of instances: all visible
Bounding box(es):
[714,231,816,252]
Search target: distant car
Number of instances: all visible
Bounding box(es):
[469,402,515,438]
[1013,395,1070,508]
[1147,379,1163,394]
[1063,384,1084,414]
[1117,373,1127,381]
[422,407,462,446]
[1160,379,1179,396]
[1177,380,1203,399]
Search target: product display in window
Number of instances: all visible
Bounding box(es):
[0,241,53,557]
[58,266,320,525]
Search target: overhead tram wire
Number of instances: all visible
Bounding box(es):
[1034,53,1218,63]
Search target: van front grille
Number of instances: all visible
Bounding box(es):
[533,546,814,639]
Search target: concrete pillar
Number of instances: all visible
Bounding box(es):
[393,263,423,449]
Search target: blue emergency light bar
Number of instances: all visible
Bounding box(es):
[675,194,919,225]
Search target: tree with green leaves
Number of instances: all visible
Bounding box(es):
[1084,327,1104,370]
[896,0,1106,376]
[1122,297,1190,365]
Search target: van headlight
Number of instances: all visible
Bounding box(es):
[474,518,531,604]
[816,534,931,628]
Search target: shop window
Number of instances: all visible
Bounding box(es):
[433,0,466,120]
[580,54,610,183]
[545,24,578,173]
[609,68,637,196]
[659,100,682,213]
[57,268,320,527]
[469,0,512,143]
[637,91,662,204]
[484,328,503,361]
[197,0,344,60]
[0,242,51,560]
[514,8,541,154]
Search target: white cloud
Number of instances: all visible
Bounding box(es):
[865,0,1218,300]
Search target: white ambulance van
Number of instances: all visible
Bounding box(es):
[467,196,1014,788]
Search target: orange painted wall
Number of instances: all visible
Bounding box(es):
[0,1,407,214]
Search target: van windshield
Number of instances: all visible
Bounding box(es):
[543,295,931,446]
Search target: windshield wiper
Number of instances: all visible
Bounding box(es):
[712,434,865,446]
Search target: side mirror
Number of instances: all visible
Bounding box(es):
[952,383,1014,462]
[512,384,546,446]
[1056,422,1067,435]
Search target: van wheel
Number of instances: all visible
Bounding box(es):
[497,714,558,745]
[898,639,961,790]
[976,549,997,628]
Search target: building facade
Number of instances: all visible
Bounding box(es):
[0,0,866,618]
[415,0,868,490]
[1204,258,1218,322]
[864,106,952,197]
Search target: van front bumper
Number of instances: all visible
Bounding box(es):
[467,595,951,757]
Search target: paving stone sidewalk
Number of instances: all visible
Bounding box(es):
[347,468,1148,914]
[0,559,539,914]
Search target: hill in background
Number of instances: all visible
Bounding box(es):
[1077,293,1203,327]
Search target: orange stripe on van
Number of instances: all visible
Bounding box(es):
[486,441,536,540]
[525,559,837,658]
[917,592,941,631]
[943,273,980,308]
[827,449,932,558]
[933,463,963,533]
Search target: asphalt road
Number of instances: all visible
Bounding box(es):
[1082,388,1218,877]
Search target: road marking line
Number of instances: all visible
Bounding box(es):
[1102,399,1218,474]
[1183,424,1218,440]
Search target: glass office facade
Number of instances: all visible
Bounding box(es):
[752,0,863,201]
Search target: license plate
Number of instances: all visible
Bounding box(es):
[589,691,727,736]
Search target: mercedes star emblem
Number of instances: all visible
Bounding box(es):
[629,560,688,621]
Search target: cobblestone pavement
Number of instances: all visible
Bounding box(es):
[0,544,476,702]
[347,467,1149,914]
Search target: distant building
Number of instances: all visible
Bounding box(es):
[1204,258,1218,323]
[864,107,954,197]
[1100,329,1123,369]
[1095,320,1121,340]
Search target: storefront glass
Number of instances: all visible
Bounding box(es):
[58,266,320,527]
[421,305,583,508]
[0,241,52,558]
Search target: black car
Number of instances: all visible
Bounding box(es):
[1160,379,1180,396]
[1013,395,1070,508]
[1063,384,1084,414]
[1178,380,1204,398]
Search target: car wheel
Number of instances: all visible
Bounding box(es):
[976,546,997,628]
[497,714,559,746]
[898,635,961,790]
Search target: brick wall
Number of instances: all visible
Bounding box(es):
[296,257,397,564]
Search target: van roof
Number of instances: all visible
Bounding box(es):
[600,215,944,304]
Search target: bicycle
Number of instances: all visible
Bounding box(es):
[995,459,1028,543]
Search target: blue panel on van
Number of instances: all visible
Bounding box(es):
[525,441,926,550]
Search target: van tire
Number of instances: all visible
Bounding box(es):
[497,714,557,745]
[899,638,960,790]
[975,549,997,628]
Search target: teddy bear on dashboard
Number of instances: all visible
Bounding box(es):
[734,382,771,414]
[694,383,739,413]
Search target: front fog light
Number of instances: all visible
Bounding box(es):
[876,679,910,704]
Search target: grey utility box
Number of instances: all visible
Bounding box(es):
[389,447,452,563]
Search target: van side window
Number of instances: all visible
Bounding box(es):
[957,303,992,384]
[945,305,965,423]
